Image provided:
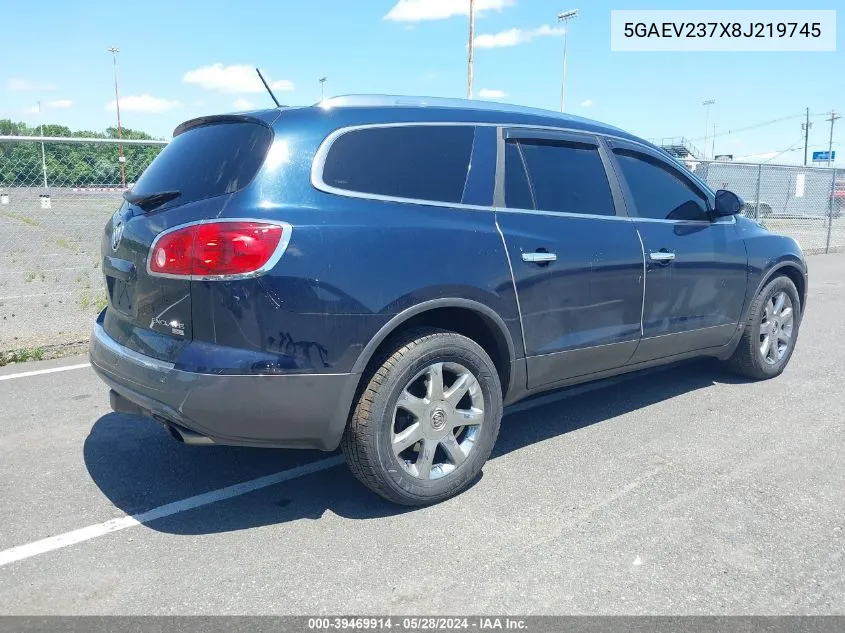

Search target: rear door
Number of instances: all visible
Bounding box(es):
[102,118,274,362]
[607,140,748,362]
[494,129,644,390]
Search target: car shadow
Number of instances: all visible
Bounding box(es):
[83,358,750,534]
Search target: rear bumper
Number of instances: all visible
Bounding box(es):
[89,322,359,450]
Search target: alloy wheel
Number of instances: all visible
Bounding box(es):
[391,361,484,480]
[759,291,794,365]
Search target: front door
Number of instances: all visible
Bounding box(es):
[495,129,644,389]
[607,141,748,362]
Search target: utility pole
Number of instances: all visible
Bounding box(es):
[826,110,840,167]
[702,99,715,159]
[467,0,475,99]
[802,107,812,166]
[37,101,47,189]
[558,9,579,112]
[319,77,327,102]
[108,47,126,189]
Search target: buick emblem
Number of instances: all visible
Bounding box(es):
[430,408,447,430]
[111,220,124,251]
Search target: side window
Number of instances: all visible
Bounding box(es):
[504,141,534,209]
[613,149,709,221]
[511,138,615,216]
[321,125,474,204]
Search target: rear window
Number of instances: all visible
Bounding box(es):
[131,121,272,207]
[320,125,475,204]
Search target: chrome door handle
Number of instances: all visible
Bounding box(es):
[649,251,676,262]
[522,252,557,263]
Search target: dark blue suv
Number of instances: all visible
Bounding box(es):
[91,95,807,505]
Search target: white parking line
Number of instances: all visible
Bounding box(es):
[0,291,77,300]
[0,363,91,382]
[0,362,674,568]
[0,455,345,568]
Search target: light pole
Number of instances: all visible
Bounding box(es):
[711,124,717,159]
[802,107,812,166]
[467,0,475,99]
[319,76,327,102]
[37,101,47,189]
[108,47,126,189]
[557,9,578,113]
[702,99,715,159]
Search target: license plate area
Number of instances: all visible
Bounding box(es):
[107,276,136,317]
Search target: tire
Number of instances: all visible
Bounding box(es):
[724,275,801,380]
[341,328,503,506]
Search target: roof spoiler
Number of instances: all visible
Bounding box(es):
[172,114,271,138]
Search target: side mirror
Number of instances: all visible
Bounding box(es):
[714,189,743,217]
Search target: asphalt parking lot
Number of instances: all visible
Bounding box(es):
[0,254,843,615]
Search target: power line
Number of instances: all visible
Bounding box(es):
[735,140,840,162]
[761,136,806,163]
[689,111,835,144]
[688,113,807,143]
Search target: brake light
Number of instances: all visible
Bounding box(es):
[149,221,289,278]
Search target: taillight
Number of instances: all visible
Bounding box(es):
[148,220,290,279]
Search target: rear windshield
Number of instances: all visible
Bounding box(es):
[131,121,272,207]
[320,125,475,204]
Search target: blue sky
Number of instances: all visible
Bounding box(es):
[1,0,842,164]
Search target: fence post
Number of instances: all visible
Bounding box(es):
[826,167,836,254]
[754,163,763,222]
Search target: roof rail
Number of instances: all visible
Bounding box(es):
[316,94,616,128]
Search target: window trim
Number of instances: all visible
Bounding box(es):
[310,121,733,223]
[607,138,717,200]
[311,122,484,209]
[496,127,627,219]
[606,139,730,225]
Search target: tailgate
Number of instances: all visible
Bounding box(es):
[101,118,274,362]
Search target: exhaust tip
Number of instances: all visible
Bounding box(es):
[154,416,215,445]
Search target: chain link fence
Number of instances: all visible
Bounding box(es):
[1,138,843,353]
[0,136,165,353]
[690,159,844,253]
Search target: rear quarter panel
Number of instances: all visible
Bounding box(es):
[189,117,521,374]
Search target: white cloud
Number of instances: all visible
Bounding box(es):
[385,0,514,22]
[474,24,564,48]
[479,88,507,99]
[232,97,255,110]
[6,77,56,91]
[183,64,294,94]
[580,99,592,108]
[106,94,180,114]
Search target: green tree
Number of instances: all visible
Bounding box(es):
[0,119,165,187]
